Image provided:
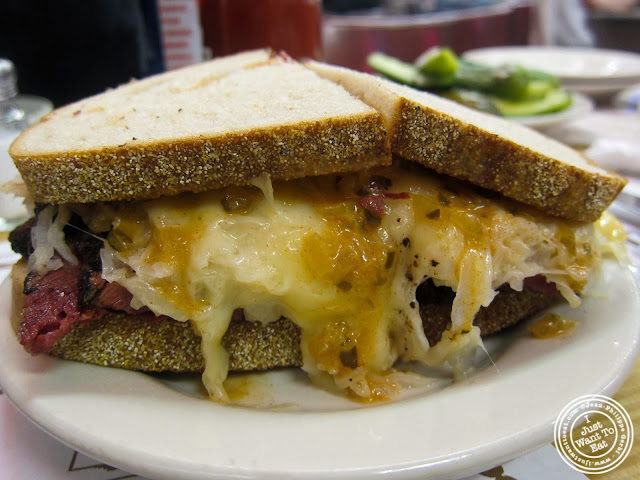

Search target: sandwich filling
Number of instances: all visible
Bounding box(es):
[22,162,622,401]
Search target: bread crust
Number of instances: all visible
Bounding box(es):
[394,99,624,223]
[13,116,390,204]
[11,262,558,373]
[306,61,626,223]
[10,51,391,205]
[48,313,303,373]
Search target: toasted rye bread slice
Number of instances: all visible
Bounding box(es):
[10,50,390,205]
[11,261,558,373]
[306,61,626,223]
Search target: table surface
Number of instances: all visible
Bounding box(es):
[0,105,639,480]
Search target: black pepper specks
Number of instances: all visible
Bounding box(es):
[438,194,450,206]
[385,251,396,269]
[427,209,440,220]
[339,347,358,369]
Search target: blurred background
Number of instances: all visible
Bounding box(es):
[0,0,637,107]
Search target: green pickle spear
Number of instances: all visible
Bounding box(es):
[367,46,571,118]
[491,88,572,117]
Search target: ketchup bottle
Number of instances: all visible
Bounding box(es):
[200,0,323,60]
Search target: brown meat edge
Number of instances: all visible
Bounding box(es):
[11,263,559,373]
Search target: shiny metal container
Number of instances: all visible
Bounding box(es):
[322,2,534,71]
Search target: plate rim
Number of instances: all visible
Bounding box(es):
[463,46,640,83]
[510,91,594,129]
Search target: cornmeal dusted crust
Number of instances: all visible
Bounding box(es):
[10,51,391,204]
[11,262,557,373]
[47,315,303,373]
[307,61,626,223]
[392,100,623,223]
[420,287,561,347]
[13,117,389,204]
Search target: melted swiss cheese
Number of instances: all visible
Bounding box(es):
[76,164,613,401]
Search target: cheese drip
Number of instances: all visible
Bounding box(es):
[94,165,604,401]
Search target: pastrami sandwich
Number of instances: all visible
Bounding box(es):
[8,49,627,402]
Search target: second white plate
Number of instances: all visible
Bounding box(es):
[464,46,640,97]
[510,92,593,130]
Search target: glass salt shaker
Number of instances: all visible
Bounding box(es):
[0,58,52,231]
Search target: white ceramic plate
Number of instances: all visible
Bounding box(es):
[464,46,640,97]
[0,259,639,480]
[510,92,593,130]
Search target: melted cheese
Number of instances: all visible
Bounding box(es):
[90,165,608,401]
